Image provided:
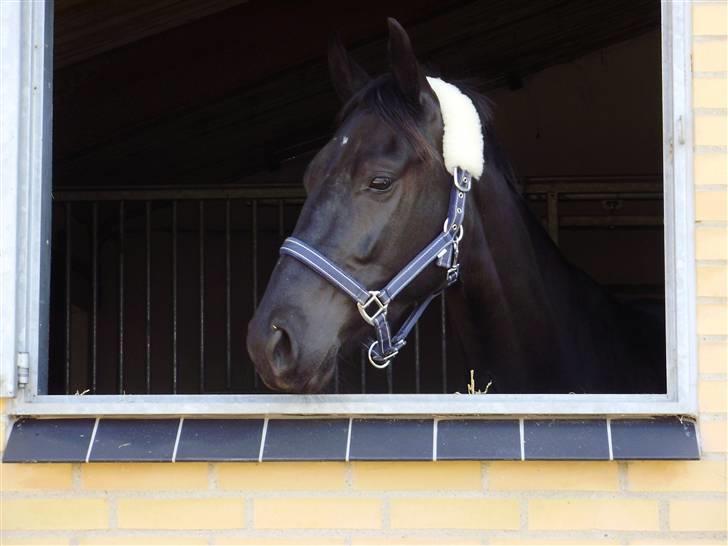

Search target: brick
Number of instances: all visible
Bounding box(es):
[694,2,728,36]
[489,461,619,491]
[700,380,728,413]
[696,191,728,222]
[695,153,728,185]
[254,498,381,529]
[352,538,481,545]
[117,498,243,530]
[696,116,728,147]
[627,533,725,546]
[0,537,72,545]
[699,340,728,373]
[697,265,728,298]
[1,463,73,490]
[627,460,727,491]
[697,304,728,336]
[695,78,728,109]
[78,537,207,545]
[670,499,727,531]
[216,539,346,545]
[627,534,725,546]
[81,463,208,490]
[217,462,346,490]
[1,499,108,530]
[696,228,727,260]
[489,537,622,546]
[701,419,728,452]
[528,499,659,531]
[389,498,519,530]
[694,41,728,72]
[352,462,481,490]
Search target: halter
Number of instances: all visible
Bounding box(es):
[279,167,472,369]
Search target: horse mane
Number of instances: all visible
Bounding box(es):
[336,74,519,190]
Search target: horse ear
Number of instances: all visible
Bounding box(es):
[387,17,429,104]
[328,34,370,103]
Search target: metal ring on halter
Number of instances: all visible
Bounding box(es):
[442,218,464,242]
[367,341,397,369]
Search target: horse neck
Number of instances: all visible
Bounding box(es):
[449,167,620,389]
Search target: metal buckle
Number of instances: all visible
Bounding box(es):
[367,340,397,369]
[357,291,388,325]
[446,264,460,285]
[454,168,472,192]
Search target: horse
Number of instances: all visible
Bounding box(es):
[246,18,666,395]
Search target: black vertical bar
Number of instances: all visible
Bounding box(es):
[145,201,152,394]
[199,200,205,393]
[171,201,178,394]
[277,199,285,241]
[251,200,259,389]
[386,359,393,394]
[225,199,232,390]
[334,361,340,394]
[360,348,366,394]
[91,202,98,394]
[414,322,420,394]
[64,202,72,395]
[440,292,447,394]
[118,201,125,395]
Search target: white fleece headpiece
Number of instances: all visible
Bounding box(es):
[426,77,484,179]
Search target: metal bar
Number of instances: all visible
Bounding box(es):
[53,186,308,202]
[199,201,205,393]
[91,203,98,393]
[278,199,285,241]
[547,192,559,244]
[118,201,125,394]
[441,292,447,394]
[225,199,232,390]
[251,200,259,390]
[145,201,151,394]
[360,348,366,394]
[64,202,71,395]
[171,201,178,394]
[414,323,420,394]
[386,362,393,394]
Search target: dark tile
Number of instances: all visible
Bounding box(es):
[89,419,179,462]
[524,419,609,460]
[611,418,699,460]
[437,419,521,460]
[3,418,95,462]
[175,419,263,461]
[262,419,348,461]
[349,419,433,461]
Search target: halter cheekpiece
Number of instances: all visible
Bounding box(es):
[279,77,484,369]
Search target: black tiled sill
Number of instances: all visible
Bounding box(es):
[524,419,610,460]
[89,419,179,462]
[176,419,263,461]
[349,419,433,461]
[262,419,349,461]
[437,419,520,460]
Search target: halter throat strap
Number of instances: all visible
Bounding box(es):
[279,168,471,368]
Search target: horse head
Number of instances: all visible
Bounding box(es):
[247,19,459,393]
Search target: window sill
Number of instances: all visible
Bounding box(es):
[2,416,699,463]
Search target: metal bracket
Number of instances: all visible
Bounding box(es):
[16,353,29,388]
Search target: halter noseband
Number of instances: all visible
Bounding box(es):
[279,167,472,369]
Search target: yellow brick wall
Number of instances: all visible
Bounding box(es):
[1,3,727,545]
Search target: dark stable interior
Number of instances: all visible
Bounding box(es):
[49,0,665,395]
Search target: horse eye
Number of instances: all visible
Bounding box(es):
[369,176,393,192]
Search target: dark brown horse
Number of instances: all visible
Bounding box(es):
[246,19,665,395]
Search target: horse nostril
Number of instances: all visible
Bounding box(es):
[265,324,296,373]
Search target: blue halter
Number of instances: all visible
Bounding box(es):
[279,167,472,369]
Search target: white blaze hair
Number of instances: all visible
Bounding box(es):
[426,76,484,179]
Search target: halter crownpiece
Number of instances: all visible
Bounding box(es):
[280,78,484,369]
[426,77,484,179]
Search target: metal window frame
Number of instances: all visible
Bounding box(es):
[3,1,697,418]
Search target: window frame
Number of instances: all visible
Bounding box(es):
[2,1,697,417]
